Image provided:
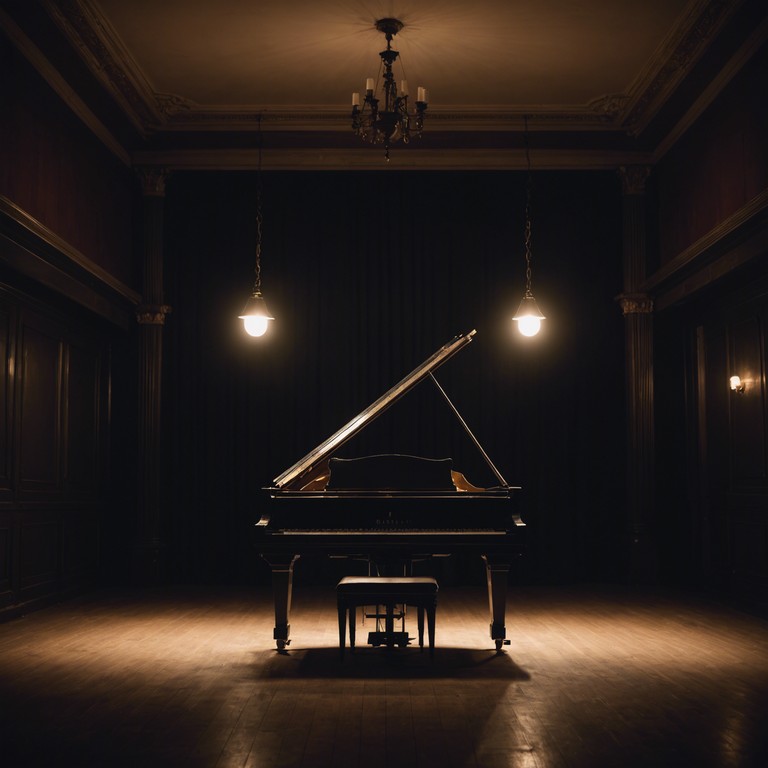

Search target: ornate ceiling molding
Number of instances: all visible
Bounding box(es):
[619,0,742,135]
[39,0,746,141]
[43,0,162,135]
[0,4,130,164]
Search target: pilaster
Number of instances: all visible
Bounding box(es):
[617,165,657,583]
[134,166,172,583]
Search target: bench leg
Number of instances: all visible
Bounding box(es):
[427,605,436,658]
[338,601,346,661]
[417,606,425,649]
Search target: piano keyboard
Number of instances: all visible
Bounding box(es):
[277,528,505,535]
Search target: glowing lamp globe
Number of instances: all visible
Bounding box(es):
[239,293,274,337]
[513,294,545,337]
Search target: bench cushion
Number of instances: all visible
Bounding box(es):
[337,576,438,596]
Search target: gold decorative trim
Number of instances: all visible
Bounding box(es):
[43,0,160,135]
[621,0,740,136]
[588,94,631,119]
[136,305,172,325]
[618,165,651,195]
[617,294,654,315]
[135,167,170,197]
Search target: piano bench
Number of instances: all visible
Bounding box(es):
[336,576,438,661]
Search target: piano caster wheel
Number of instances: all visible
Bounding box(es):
[276,639,290,652]
[495,639,511,652]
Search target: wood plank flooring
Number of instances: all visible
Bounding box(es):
[1,585,767,767]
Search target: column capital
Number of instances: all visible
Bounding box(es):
[617,293,654,315]
[618,165,651,195]
[136,166,170,197]
[136,304,172,325]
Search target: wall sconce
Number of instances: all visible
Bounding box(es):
[729,375,745,393]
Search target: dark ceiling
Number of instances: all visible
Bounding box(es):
[1,0,765,169]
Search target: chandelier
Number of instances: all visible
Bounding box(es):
[351,18,427,160]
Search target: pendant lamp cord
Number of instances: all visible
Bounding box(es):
[254,114,263,295]
[523,115,533,298]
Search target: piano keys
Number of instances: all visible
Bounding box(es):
[255,330,525,651]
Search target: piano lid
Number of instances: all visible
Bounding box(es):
[272,330,477,490]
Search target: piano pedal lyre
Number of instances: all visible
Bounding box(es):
[367,631,411,648]
[365,602,410,648]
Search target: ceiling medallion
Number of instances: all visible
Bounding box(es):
[351,18,427,161]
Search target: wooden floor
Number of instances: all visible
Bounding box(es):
[1,585,767,768]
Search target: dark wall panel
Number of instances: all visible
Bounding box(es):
[0,284,113,615]
[18,321,61,492]
[728,315,766,483]
[0,305,11,494]
[19,519,58,596]
[65,344,100,495]
[655,43,768,264]
[0,35,137,290]
[0,525,9,597]
[656,263,768,603]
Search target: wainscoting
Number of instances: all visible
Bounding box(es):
[0,283,111,615]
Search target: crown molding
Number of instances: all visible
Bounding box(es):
[0,5,130,165]
[131,147,651,172]
[619,0,742,136]
[652,16,768,162]
[36,0,746,142]
[5,0,757,171]
[42,0,160,136]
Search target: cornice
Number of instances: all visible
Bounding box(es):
[131,147,651,172]
[653,16,768,162]
[37,0,746,142]
[0,5,130,165]
[42,0,161,135]
[620,0,742,136]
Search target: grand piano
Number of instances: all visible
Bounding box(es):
[256,330,525,651]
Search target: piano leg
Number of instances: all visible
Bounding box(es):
[260,553,300,651]
[482,553,512,652]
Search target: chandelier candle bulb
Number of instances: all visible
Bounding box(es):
[400,80,408,95]
[417,86,425,102]
[352,92,360,106]
[366,78,374,92]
